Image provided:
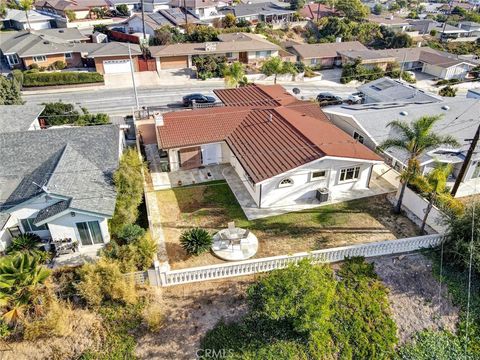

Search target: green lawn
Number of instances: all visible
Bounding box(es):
[157,182,419,269]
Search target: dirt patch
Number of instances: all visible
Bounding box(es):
[370,253,459,344]
[135,276,254,360]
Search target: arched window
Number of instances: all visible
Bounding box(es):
[279,178,294,188]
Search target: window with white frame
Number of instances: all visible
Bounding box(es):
[311,58,318,65]
[353,131,364,144]
[255,50,272,58]
[6,54,19,65]
[311,170,327,181]
[339,166,361,182]
[33,55,47,62]
[278,178,294,188]
[21,218,49,232]
[65,52,73,59]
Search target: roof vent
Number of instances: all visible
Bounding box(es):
[154,112,164,126]
[441,105,450,110]
[400,111,408,116]
[268,113,273,122]
[43,41,50,44]
[59,29,64,33]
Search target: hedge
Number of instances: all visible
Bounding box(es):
[23,72,104,87]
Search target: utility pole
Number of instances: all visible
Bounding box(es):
[128,42,140,110]
[451,123,480,197]
[141,0,146,42]
[184,0,189,33]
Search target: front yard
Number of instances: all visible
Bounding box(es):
[156,181,420,269]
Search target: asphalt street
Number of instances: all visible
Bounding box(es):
[22,81,357,116]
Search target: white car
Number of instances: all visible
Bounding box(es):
[346,92,364,104]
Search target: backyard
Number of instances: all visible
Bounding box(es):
[156,181,420,269]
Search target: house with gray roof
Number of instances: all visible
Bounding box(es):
[324,97,480,197]
[1,8,60,30]
[0,104,45,133]
[219,2,295,24]
[0,125,124,253]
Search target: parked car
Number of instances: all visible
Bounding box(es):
[316,92,343,106]
[346,92,365,104]
[182,94,216,107]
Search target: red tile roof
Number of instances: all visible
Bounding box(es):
[157,85,381,183]
[300,4,337,20]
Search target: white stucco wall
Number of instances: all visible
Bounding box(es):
[229,153,261,205]
[325,112,378,150]
[258,157,374,208]
[47,211,110,250]
[0,215,17,252]
[124,16,156,36]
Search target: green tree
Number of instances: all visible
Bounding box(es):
[379,116,459,214]
[0,253,50,325]
[223,61,246,88]
[110,148,146,234]
[410,163,463,233]
[0,76,23,105]
[116,4,129,16]
[260,57,298,84]
[335,0,369,20]
[18,0,34,29]
[290,0,305,11]
[439,85,457,97]
[64,9,76,22]
[187,25,219,42]
[373,3,383,15]
[222,13,236,28]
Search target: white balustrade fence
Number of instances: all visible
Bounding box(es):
[148,234,443,286]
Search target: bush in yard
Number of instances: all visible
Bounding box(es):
[48,60,67,70]
[116,4,129,16]
[75,258,137,307]
[0,75,23,105]
[5,233,41,253]
[11,69,24,86]
[439,85,457,97]
[116,224,146,244]
[23,71,104,87]
[180,228,213,256]
[109,148,146,234]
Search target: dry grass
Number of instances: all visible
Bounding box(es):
[156,183,420,269]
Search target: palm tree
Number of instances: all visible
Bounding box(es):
[411,163,463,233]
[18,0,34,30]
[260,57,298,84]
[0,253,50,325]
[380,116,459,214]
[223,61,245,88]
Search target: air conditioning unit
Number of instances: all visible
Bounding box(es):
[316,188,329,203]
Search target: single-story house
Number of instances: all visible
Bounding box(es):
[408,19,479,42]
[356,77,442,103]
[299,3,337,21]
[150,32,280,70]
[87,42,143,74]
[367,14,410,32]
[219,2,296,24]
[112,9,203,37]
[340,46,477,80]
[0,125,124,253]
[0,104,45,133]
[286,41,367,68]
[0,28,90,69]
[143,0,171,12]
[169,0,226,21]
[323,98,480,197]
[1,8,57,30]
[155,84,382,208]
[107,0,143,14]
[34,0,110,20]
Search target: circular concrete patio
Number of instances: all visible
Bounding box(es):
[211,228,258,261]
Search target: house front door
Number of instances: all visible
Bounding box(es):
[179,146,202,169]
[239,52,248,64]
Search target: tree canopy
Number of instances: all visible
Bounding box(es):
[0,76,23,105]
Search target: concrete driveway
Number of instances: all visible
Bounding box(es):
[104,71,162,88]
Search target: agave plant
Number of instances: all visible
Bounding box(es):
[0,253,50,325]
[180,228,213,256]
[6,233,41,254]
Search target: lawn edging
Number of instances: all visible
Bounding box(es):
[150,234,444,286]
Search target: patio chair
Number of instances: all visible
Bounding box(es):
[219,232,230,241]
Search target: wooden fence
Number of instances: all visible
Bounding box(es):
[141,234,443,286]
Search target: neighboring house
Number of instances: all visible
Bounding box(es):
[107,0,143,13]
[367,14,410,32]
[169,0,225,21]
[323,98,480,197]
[150,32,280,70]
[155,84,382,208]
[34,0,110,20]
[143,0,171,12]
[0,28,90,69]
[408,19,479,41]
[0,104,45,133]
[219,2,296,24]
[340,46,477,80]
[0,125,124,253]
[86,42,142,74]
[112,9,203,37]
[1,8,58,30]
[286,41,367,68]
[356,77,442,103]
[299,3,337,21]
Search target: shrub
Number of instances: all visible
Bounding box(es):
[23,71,104,87]
[116,4,129,16]
[116,224,146,244]
[29,63,39,70]
[142,301,164,332]
[6,233,41,253]
[0,320,11,340]
[439,85,457,97]
[0,75,23,105]
[75,259,137,307]
[48,60,67,70]
[11,69,24,86]
[180,228,213,256]
[23,298,73,340]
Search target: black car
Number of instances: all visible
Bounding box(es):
[182,93,216,107]
[316,92,343,106]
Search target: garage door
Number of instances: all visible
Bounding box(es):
[201,143,222,165]
[103,59,131,74]
[179,146,201,169]
[160,56,188,70]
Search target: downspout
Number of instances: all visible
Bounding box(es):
[258,184,262,208]
[366,165,373,189]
